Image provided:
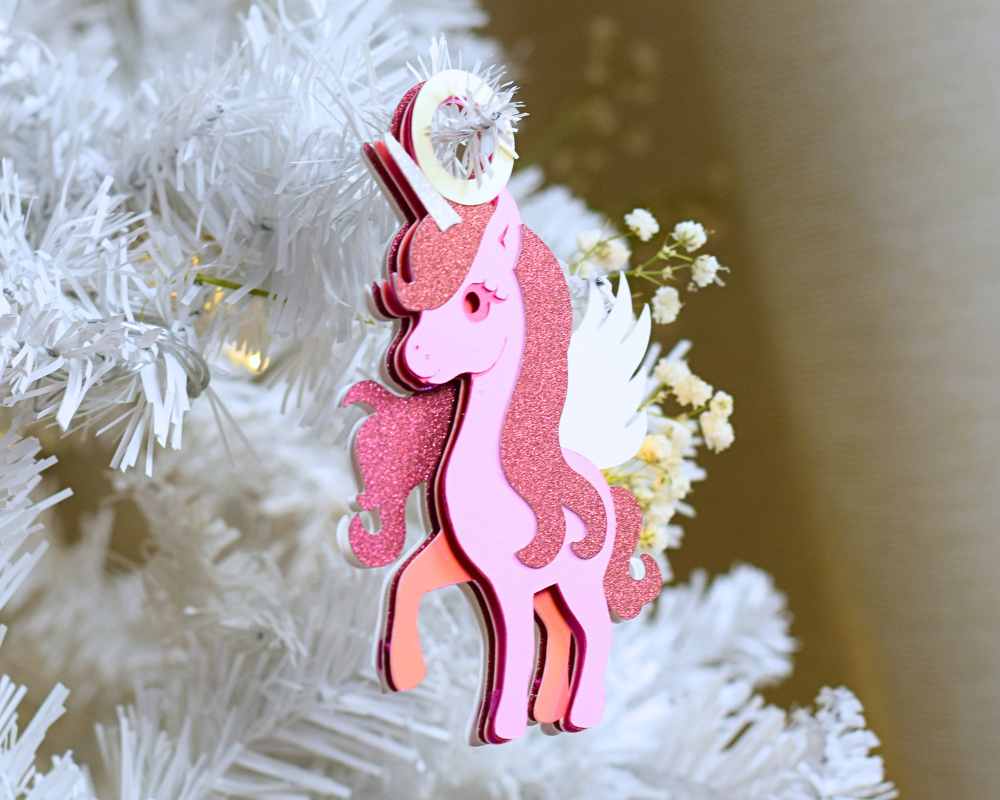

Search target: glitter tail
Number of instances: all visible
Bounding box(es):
[604,486,662,620]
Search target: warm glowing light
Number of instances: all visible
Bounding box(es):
[204,287,225,311]
[223,343,269,374]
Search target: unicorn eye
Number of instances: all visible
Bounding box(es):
[463,288,490,322]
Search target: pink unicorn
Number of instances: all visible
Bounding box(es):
[341,72,661,745]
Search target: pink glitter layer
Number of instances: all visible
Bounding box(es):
[394,201,495,312]
[604,486,662,619]
[503,227,607,568]
[391,83,423,143]
[344,381,459,568]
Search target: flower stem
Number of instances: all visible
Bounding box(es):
[638,385,666,410]
[568,221,613,274]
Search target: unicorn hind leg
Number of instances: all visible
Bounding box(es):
[379,532,472,691]
[556,574,613,732]
[530,587,574,726]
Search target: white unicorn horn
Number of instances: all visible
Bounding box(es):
[382,133,462,232]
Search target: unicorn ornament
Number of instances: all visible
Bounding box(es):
[340,68,661,745]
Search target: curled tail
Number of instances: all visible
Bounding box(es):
[342,380,459,568]
[604,486,662,620]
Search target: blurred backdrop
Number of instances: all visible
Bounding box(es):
[483,1,1000,797]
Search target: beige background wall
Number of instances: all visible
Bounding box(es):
[486,1,1000,796]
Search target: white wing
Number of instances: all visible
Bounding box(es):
[559,273,650,469]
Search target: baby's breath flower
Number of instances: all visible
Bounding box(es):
[659,468,692,501]
[576,230,600,250]
[646,500,676,526]
[673,375,713,407]
[624,208,659,242]
[647,430,683,470]
[700,410,735,452]
[671,220,707,252]
[691,254,726,288]
[576,260,598,279]
[603,238,631,270]
[630,480,655,505]
[575,230,631,276]
[708,390,733,419]
[653,357,691,387]
[638,524,670,556]
[610,339,733,566]
[651,286,682,325]
[662,417,694,454]
[658,448,682,471]
[637,433,671,463]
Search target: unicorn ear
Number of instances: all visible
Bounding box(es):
[380,133,462,232]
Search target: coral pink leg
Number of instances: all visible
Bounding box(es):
[530,588,573,725]
[382,533,473,691]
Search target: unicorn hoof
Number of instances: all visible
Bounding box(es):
[488,713,527,743]
[382,641,427,692]
[564,698,605,732]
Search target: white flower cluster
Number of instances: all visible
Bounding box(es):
[671,219,708,252]
[651,285,682,324]
[666,221,729,290]
[692,253,726,288]
[573,230,632,278]
[700,390,735,453]
[628,415,696,565]
[624,207,660,241]
[605,340,736,571]
[654,353,717,410]
[570,213,727,329]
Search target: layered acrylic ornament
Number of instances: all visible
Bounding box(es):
[340,68,661,745]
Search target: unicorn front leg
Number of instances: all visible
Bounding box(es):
[484,586,537,743]
[380,532,473,691]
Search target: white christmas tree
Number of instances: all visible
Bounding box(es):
[0,1,895,798]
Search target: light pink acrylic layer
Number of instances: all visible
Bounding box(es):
[401,191,616,740]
